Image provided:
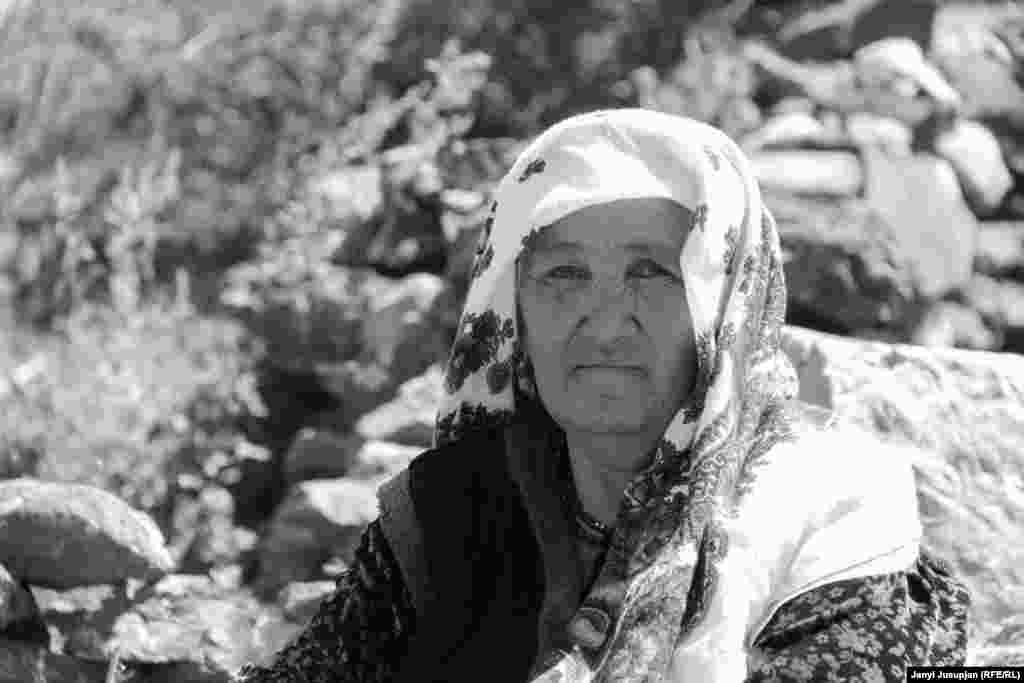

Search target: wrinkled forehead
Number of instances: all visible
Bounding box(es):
[517,196,693,269]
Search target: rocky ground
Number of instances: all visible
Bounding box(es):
[1,0,1024,679]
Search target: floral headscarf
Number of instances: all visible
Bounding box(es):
[435,108,801,681]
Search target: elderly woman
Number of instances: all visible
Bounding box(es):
[235,109,969,682]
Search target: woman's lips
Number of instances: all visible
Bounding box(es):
[574,364,646,373]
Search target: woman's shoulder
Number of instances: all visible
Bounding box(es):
[733,401,924,612]
[752,399,920,502]
[389,425,510,499]
[376,424,506,534]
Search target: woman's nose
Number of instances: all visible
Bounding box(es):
[581,277,639,341]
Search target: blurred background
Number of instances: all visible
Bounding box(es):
[1,0,1023,680]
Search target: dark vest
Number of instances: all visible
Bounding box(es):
[382,425,551,683]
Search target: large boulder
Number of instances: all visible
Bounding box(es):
[256,477,382,593]
[780,324,1024,643]
[773,150,976,335]
[0,479,174,589]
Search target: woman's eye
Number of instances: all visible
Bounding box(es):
[545,265,589,280]
[629,259,673,278]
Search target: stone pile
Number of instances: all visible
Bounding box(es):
[0,477,336,681]
[732,2,1024,351]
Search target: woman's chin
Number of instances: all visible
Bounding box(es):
[558,394,654,431]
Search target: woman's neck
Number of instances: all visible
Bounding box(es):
[565,430,658,528]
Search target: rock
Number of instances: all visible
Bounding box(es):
[844,112,912,155]
[853,37,961,109]
[911,301,999,351]
[744,39,934,126]
[968,645,1024,666]
[313,358,398,425]
[34,575,299,677]
[0,150,19,190]
[780,324,1024,635]
[221,262,365,374]
[221,440,279,531]
[31,583,134,657]
[738,111,828,152]
[750,150,863,197]
[773,151,976,336]
[933,119,1014,217]
[716,96,762,141]
[444,199,498,302]
[773,192,915,333]
[354,365,444,447]
[333,159,448,278]
[346,441,421,480]
[257,478,382,593]
[284,428,362,486]
[961,276,1024,354]
[355,400,433,446]
[0,223,18,276]
[974,222,1024,280]
[0,436,43,479]
[360,273,448,369]
[849,0,938,53]
[307,164,384,229]
[178,487,258,575]
[743,41,860,112]
[277,581,337,625]
[285,423,419,483]
[0,478,174,589]
[0,562,46,642]
[860,149,976,300]
[932,7,1024,120]
[439,188,487,215]
[0,637,107,683]
[990,614,1024,648]
[437,138,522,190]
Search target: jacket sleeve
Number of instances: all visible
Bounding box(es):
[232,519,416,683]
[745,548,970,682]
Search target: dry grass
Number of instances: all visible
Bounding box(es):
[0,287,259,511]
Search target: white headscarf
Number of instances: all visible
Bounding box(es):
[435,108,805,680]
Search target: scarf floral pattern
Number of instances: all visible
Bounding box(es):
[433,109,801,681]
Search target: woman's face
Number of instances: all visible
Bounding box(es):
[517,197,697,439]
